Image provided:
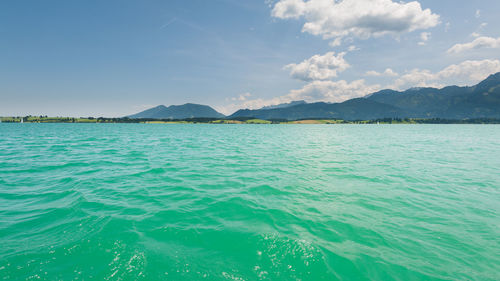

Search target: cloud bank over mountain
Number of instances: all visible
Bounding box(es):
[390,59,500,89]
[220,59,500,114]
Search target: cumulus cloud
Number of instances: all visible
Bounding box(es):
[365,68,399,77]
[281,79,381,103]
[271,0,439,44]
[230,92,251,102]
[438,60,500,81]
[391,69,445,89]
[284,52,350,81]
[447,36,500,54]
[264,0,276,8]
[390,59,500,89]
[217,98,272,115]
[329,37,343,47]
[418,32,431,45]
[347,45,360,52]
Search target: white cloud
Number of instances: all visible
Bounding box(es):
[475,9,481,18]
[264,0,276,8]
[284,52,350,81]
[438,60,500,81]
[447,36,500,54]
[418,32,431,45]
[217,98,271,115]
[365,68,399,77]
[391,69,444,89]
[329,37,343,47]
[272,0,440,44]
[229,92,251,102]
[282,79,381,103]
[217,79,381,114]
[390,59,500,90]
[471,32,480,38]
[347,45,360,52]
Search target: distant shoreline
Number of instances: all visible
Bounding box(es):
[1,116,500,124]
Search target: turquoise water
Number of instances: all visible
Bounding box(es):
[0,124,499,280]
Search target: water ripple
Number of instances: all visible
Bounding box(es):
[0,124,499,280]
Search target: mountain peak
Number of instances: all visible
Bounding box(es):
[153,105,168,109]
[475,72,500,91]
[486,72,500,79]
[479,72,500,83]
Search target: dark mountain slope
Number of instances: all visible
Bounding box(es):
[367,72,500,119]
[367,87,473,117]
[230,98,401,120]
[260,100,307,110]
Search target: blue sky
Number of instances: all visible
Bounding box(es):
[1,0,499,117]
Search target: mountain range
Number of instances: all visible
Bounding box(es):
[129,72,500,120]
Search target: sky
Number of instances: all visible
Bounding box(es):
[1,0,500,117]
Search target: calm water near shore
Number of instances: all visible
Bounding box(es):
[0,124,499,280]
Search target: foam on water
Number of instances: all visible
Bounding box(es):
[0,124,499,280]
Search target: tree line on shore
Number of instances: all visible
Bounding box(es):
[1,116,500,124]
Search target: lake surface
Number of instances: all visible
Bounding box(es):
[0,124,499,280]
